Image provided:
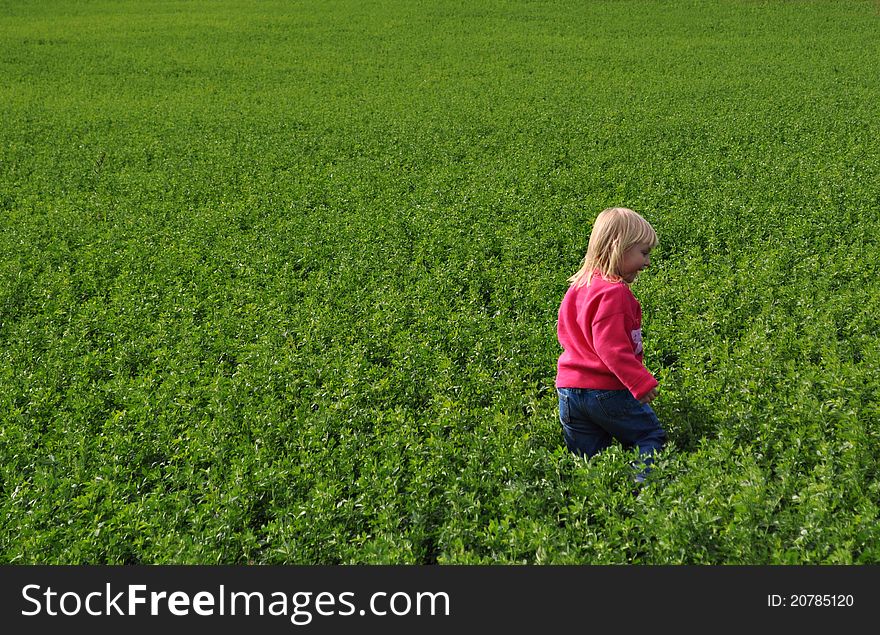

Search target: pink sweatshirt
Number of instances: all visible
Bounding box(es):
[555,273,658,401]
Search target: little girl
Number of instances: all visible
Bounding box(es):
[555,207,666,481]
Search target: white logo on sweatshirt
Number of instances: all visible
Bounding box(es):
[631,329,643,355]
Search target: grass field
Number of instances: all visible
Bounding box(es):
[2,0,879,564]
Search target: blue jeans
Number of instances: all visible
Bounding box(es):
[557,387,666,467]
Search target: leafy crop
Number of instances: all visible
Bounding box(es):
[1,0,879,564]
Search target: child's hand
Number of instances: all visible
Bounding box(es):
[639,387,658,404]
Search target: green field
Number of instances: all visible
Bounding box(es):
[2,0,879,564]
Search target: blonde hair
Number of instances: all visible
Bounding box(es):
[568,207,658,288]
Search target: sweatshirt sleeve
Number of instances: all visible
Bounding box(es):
[590,311,658,401]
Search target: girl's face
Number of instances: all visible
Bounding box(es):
[618,242,653,283]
